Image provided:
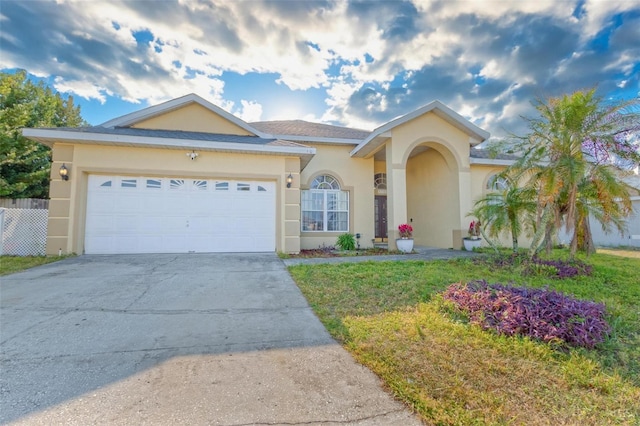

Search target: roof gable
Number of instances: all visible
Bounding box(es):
[351,100,490,157]
[100,93,269,137]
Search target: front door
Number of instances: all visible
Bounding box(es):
[374,195,388,239]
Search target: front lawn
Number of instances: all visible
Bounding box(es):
[289,251,640,425]
[0,255,68,276]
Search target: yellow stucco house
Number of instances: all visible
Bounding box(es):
[23,93,511,255]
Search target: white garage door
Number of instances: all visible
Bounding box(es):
[85,175,276,254]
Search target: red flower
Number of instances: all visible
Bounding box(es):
[398,223,413,238]
[468,220,481,237]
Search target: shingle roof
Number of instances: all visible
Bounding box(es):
[24,125,316,168]
[469,148,520,161]
[53,126,282,145]
[251,120,371,140]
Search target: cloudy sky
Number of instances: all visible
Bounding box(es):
[1,0,639,138]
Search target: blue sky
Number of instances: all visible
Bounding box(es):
[1,0,638,139]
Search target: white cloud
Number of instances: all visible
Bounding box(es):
[3,0,637,138]
[235,100,263,122]
[53,77,110,103]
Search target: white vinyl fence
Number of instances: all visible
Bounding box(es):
[0,208,49,256]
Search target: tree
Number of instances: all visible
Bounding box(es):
[0,70,86,198]
[471,170,537,253]
[512,88,640,257]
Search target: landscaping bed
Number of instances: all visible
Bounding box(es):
[280,247,401,258]
[288,250,640,425]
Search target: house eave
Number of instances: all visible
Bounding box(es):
[22,128,316,168]
[350,134,389,158]
[270,134,361,145]
[469,157,516,166]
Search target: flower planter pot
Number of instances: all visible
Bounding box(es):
[463,238,482,251]
[396,238,414,253]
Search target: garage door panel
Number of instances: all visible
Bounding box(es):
[84,239,114,255]
[189,216,216,232]
[85,175,275,254]
[137,235,164,252]
[139,216,164,231]
[114,215,139,232]
[142,196,166,211]
[85,214,114,233]
[114,200,141,214]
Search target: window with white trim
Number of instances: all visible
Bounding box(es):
[302,175,349,232]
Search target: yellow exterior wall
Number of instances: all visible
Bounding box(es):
[132,103,253,135]
[47,144,74,254]
[470,165,505,203]
[384,111,474,248]
[407,149,459,248]
[46,143,299,255]
[299,143,374,249]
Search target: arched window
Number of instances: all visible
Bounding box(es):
[302,174,349,232]
[374,173,387,191]
[487,174,508,191]
[310,174,341,190]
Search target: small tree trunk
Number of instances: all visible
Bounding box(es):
[511,225,519,253]
[479,227,500,254]
[542,221,554,255]
[582,215,596,256]
[569,230,579,259]
[529,205,552,258]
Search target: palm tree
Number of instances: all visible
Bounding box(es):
[512,89,639,257]
[471,170,537,253]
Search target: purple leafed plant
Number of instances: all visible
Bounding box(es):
[526,257,593,279]
[443,280,610,349]
[475,253,593,279]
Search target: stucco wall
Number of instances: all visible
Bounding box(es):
[132,103,253,135]
[47,143,299,255]
[299,143,374,250]
[383,111,475,248]
[407,149,459,248]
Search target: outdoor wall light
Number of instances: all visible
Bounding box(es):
[286,173,293,188]
[59,164,69,181]
[187,150,199,160]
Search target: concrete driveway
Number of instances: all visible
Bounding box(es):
[0,254,421,425]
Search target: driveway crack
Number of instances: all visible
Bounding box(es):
[125,272,177,309]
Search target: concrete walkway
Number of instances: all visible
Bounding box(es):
[0,253,421,425]
[283,245,480,266]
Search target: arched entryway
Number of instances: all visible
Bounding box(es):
[404,141,461,248]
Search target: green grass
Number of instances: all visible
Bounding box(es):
[289,251,640,425]
[0,255,69,276]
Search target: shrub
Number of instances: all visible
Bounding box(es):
[475,253,593,279]
[336,233,356,251]
[526,257,593,279]
[443,280,610,348]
